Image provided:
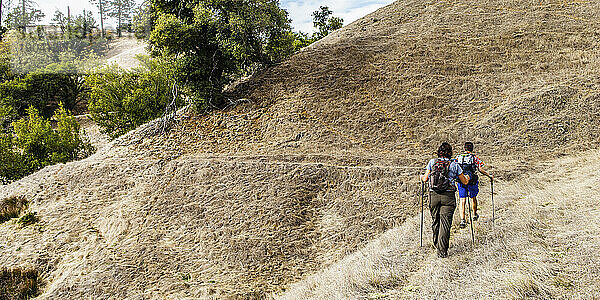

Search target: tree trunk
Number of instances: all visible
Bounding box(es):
[21,0,26,32]
[0,0,4,28]
[100,0,105,38]
[118,3,121,37]
[83,9,87,38]
[67,6,71,37]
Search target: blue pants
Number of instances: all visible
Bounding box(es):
[457,182,479,198]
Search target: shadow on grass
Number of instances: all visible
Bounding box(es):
[0,268,39,300]
[0,197,27,224]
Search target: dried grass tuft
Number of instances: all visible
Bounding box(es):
[0,268,39,300]
[0,196,27,224]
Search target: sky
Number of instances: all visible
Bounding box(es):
[33,0,394,32]
[280,0,395,33]
[35,0,145,28]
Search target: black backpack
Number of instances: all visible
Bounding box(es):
[457,154,479,185]
[430,159,456,193]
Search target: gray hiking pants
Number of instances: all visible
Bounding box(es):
[429,191,456,256]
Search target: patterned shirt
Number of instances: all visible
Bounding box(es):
[457,151,484,169]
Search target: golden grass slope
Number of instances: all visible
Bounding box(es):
[2,0,600,298]
[0,122,421,298]
[279,149,600,299]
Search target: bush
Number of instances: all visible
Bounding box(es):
[4,29,107,74]
[17,212,38,227]
[0,134,32,184]
[0,64,88,124]
[0,196,27,223]
[0,268,39,300]
[0,105,95,183]
[12,107,57,169]
[149,0,295,108]
[51,104,95,163]
[87,56,183,138]
[12,105,94,167]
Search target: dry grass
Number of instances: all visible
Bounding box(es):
[0,268,39,300]
[1,0,600,298]
[279,149,600,299]
[0,197,27,224]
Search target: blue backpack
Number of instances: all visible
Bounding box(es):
[457,153,479,185]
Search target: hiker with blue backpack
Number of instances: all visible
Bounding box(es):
[420,142,470,258]
[455,142,493,229]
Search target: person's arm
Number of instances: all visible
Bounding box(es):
[478,165,494,181]
[421,160,433,182]
[420,169,431,182]
[452,161,470,185]
[458,173,470,185]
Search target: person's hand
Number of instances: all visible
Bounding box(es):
[420,175,426,182]
[489,174,494,182]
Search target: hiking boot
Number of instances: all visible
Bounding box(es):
[459,219,466,229]
[473,212,479,221]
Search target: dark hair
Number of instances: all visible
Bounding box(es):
[464,142,474,152]
[437,142,453,159]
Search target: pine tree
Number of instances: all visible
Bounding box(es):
[5,0,43,31]
[89,0,106,38]
[51,9,67,34]
[106,0,135,37]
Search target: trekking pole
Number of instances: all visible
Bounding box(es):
[467,196,475,246]
[491,179,495,231]
[420,180,424,247]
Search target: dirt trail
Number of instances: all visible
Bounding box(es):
[77,35,148,150]
[104,34,148,69]
[279,149,600,299]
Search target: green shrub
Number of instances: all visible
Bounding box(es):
[87,56,183,138]
[17,212,38,227]
[0,134,33,184]
[12,107,56,169]
[4,29,107,74]
[0,268,39,300]
[0,65,87,124]
[149,0,294,108]
[0,196,27,223]
[51,104,95,163]
[12,105,94,167]
[0,105,95,183]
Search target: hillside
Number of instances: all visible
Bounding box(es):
[2,0,600,298]
[280,148,600,299]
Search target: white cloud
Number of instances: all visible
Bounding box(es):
[281,0,395,33]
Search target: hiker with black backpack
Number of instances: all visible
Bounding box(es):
[420,142,470,258]
[455,142,493,229]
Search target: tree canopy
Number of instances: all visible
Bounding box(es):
[312,6,343,40]
[149,0,296,108]
[5,0,44,30]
